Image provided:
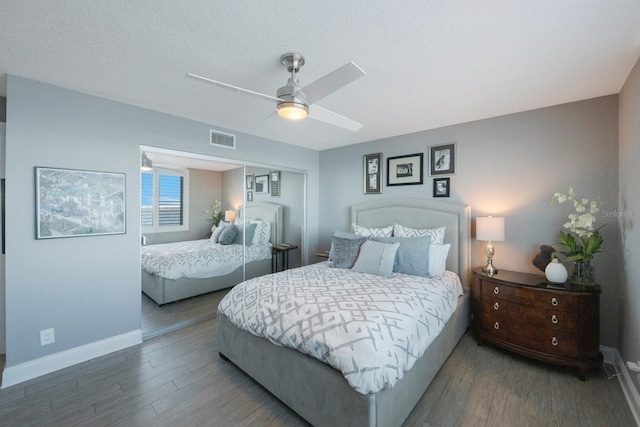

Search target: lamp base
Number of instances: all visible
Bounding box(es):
[482,258,498,276]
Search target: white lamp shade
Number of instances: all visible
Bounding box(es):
[476,216,505,242]
[224,210,237,223]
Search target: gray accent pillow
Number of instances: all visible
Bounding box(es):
[351,240,400,277]
[218,225,238,245]
[232,223,257,246]
[374,235,431,277]
[331,236,368,269]
[329,230,363,260]
[210,225,226,243]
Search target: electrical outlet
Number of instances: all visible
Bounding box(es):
[40,328,55,346]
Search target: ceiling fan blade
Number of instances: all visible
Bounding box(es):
[301,62,365,105]
[308,105,363,132]
[186,73,280,103]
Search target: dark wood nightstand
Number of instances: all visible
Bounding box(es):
[471,267,602,380]
[272,244,298,273]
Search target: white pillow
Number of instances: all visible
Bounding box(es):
[210,224,226,243]
[429,243,451,277]
[352,223,393,238]
[251,219,271,245]
[393,224,446,245]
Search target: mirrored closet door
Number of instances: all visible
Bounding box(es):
[139,147,306,339]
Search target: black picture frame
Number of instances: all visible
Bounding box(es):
[35,167,126,239]
[246,190,253,202]
[270,171,281,197]
[245,174,254,190]
[429,143,456,176]
[254,174,269,194]
[387,153,424,186]
[433,177,450,198]
[363,153,382,194]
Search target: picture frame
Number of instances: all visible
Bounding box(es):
[270,171,281,197]
[245,174,254,190]
[386,153,424,186]
[363,153,382,194]
[246,190,253,202]
[429,143,456,176]
[433,177,450,198]
[35,167,126,239]
[255,174,269,194]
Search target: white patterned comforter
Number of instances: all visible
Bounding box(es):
[141,240,272,280]
[218,261,463,394]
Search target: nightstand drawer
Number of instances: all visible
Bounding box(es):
[481,312,509,341]
[481,281,578,312]
[506,305,577,333]
[510,327,578,358]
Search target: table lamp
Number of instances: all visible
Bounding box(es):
[224,210,237,224]
[476,216,505,276]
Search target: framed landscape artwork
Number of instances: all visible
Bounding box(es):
[36,167,126,239]
[387,153,424,186]
[363,153,382,194]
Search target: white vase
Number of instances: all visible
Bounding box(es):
[545,258,568,284]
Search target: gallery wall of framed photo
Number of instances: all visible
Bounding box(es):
[363,142,455,197]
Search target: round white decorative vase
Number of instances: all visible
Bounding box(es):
[545,258,568,283]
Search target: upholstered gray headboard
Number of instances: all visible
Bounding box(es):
[351,198,471,287]
[239,202,284,245]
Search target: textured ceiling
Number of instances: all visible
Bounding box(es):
[1,1,639,151]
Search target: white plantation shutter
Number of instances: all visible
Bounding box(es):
[141,168,188,232]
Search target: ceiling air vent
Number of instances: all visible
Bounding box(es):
[210,129,236,149]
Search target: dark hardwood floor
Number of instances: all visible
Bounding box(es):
[141,289,230,339]
[0,320,635,426]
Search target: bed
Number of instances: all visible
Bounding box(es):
[217,198,471,427]
[141,202,283,305]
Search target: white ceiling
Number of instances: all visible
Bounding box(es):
[1,1,639,151]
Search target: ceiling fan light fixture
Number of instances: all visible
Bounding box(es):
[277,101,309,120]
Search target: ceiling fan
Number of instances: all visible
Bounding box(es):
[187,53,366,131]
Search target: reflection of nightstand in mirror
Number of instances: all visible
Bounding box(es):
[315,251,330,259]
[272,244,298,273]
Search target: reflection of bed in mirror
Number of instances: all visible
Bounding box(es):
[141,202,283,305]
[217,198,471,427]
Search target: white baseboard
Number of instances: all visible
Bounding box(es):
[608,347,640,426]
[1,329,142,389]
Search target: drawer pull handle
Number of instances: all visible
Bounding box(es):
[494,302,499,310]
[551,297,558,307]
[551,337,558,346]
[493,286,500,295]
[551,314,558,324]
[494,322,500,330]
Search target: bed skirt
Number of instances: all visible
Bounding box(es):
[142,258,271,305]
[217,292,470,427]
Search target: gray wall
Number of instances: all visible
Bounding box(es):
[619,57,640,389]
[246,167,305,268]
[4,75,319,368]
[319,96,620,348]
